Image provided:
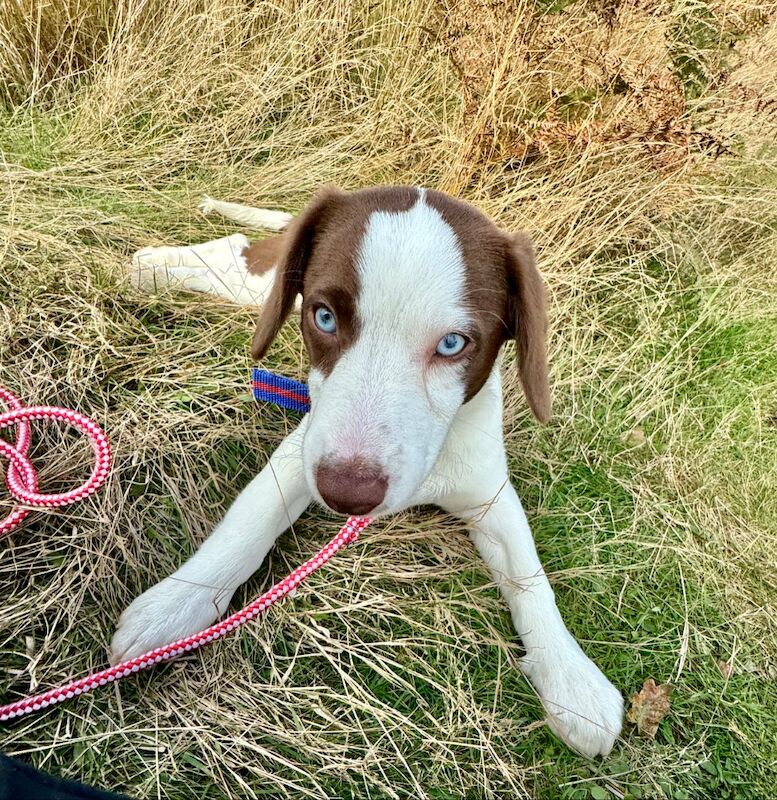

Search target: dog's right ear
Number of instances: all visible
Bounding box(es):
[251,187,344,360]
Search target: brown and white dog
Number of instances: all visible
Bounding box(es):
[112,186,624,757]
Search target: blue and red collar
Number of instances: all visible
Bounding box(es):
[252,368,310,413]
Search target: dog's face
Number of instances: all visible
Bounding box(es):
[252,187,550,516]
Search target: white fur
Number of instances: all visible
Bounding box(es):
[304,190,472,512]
[130,234,279,307]
[199,195,292,230]
[110,420,312,663]
[115,194,624,757]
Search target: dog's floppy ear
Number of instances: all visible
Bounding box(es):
[504,232,551,423]
[251,187,344,360]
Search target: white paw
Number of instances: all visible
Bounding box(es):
[198,195,293,231]
[110,576,230,665]
[523,641,624,757]
[127,236,274,306]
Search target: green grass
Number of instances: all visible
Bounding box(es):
[2,1,777,797]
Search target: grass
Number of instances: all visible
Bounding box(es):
[1,0,776,797]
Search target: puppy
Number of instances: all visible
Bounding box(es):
[113,186,624,756]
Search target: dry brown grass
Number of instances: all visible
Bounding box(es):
[1,1,777,798]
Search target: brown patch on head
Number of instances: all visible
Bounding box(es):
[251,186,417,373]
[244,235,284,276]
[252,185,549,419]
[250,186,342,360]
[425,190,551,421]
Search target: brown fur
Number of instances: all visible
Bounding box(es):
[424,190,511,403]
[251,186,550,421]
[425,191,551,421]
[251,186,416,373]
[250,186,344,360]
[244,236,285,276]
[505,232,551,423]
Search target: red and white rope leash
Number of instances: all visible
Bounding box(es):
[0,516,370,722]
[0,386,371,722]
[0,387,112,536]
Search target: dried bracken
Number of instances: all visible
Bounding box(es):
[437,0,776,176]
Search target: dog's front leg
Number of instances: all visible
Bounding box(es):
[110,421,312,664]
[442,482,624,757]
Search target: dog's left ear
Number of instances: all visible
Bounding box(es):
[251,186,345,360]
[504,232,551,423]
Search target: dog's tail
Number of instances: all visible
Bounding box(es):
[198,195,293,231]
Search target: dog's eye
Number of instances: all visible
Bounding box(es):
[314,306,337,334]
[435,332,468,357]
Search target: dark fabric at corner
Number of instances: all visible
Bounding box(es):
[0,754,129,800]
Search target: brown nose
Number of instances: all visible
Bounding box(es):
[316,458,388,515]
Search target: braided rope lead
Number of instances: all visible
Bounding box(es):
[0,387,112,537]
[0,515,371,722]
[0,382,370,722]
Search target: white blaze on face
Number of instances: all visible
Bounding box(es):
[304,190,474,513]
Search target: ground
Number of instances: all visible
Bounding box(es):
[1,1,776,798]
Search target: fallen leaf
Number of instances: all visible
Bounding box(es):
[740,660,777,679]
[627,678,672,738]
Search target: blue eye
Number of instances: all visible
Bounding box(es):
[436,332,468,357]
[314,306,337,334]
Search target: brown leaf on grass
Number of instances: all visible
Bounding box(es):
[627,678,672,737]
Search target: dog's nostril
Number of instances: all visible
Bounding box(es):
[316,458,388,516]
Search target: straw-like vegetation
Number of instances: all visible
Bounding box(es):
[1,1,776,797]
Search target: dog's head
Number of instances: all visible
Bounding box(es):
[252,186,550,516]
